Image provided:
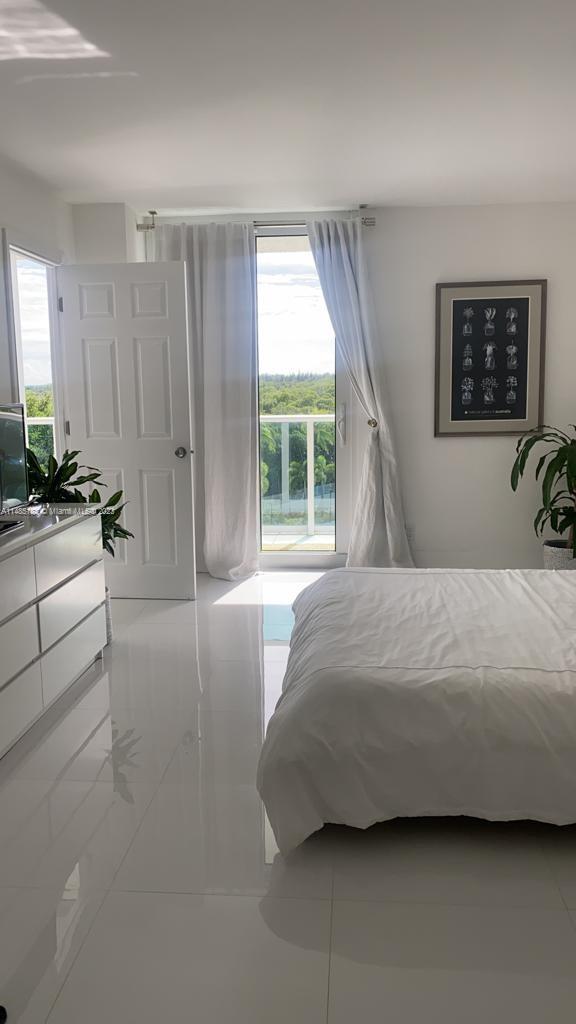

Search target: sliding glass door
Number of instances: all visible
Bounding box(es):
[256,230,350,559]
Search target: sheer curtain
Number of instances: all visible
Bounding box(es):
[307,218,413,567]
[155,222,259,580]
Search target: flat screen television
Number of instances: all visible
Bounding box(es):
[0,404,29,512]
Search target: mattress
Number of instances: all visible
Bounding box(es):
[257,568,576,853]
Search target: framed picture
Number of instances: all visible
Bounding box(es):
[435,279,547,436]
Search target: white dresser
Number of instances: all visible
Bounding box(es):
[0,509,106,759]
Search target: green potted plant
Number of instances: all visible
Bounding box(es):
[511,425,576,569]
[27,449,134,638]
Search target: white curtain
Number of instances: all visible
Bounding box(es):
[155,222,259,580]
[307,218,413,568]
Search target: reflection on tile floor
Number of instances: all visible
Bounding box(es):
[1,572,576,1022]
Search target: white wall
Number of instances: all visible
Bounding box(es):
[364,203,575,569]
[4,182,568,568]
[124,205,143,262]
[71,203,140,264]
[0,153,72,260]
[0,154,73,402]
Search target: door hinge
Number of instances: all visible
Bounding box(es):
[64,419,70,436]
[58,296,64,312]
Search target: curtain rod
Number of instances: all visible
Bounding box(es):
[254,221,305,228]
[254,219,376,227]
[255,217,376,228]
[137,211,375,231]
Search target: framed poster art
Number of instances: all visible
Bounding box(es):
[435,279,547,436]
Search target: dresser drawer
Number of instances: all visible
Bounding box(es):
[0,547,36,624]
[0,605,39,689]
[41,604,106,708]
[34,515,102,596]
[39,560,105,651]
[0,662,43,758]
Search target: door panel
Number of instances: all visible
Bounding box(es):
[57,262,196,599]
[134,336,173,438]
[140,468,178,565]
[82,337,121,437]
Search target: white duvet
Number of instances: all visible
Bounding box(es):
[257,568,576,853]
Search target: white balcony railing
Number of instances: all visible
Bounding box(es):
[27,417,54,428]
[260,413,335,538]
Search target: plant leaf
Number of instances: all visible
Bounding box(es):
[534,506,549,535]
[542,450,567,508]
[106,490,124,505]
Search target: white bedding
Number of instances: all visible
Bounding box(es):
[257,568,576,853]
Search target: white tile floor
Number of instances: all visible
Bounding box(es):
[2,572,576,1022]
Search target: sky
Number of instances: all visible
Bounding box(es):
[14,256,53,386]
[15,247,335,386]
[256,250,335,376]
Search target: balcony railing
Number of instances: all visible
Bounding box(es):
[27,417,54,428]
[260,413,335,549]
[26,416,55,466]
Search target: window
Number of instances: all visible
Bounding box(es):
[10,249,57,468]
[257,231,345,554]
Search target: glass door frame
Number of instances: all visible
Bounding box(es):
[3,229,64,459]
[255,223,352,569]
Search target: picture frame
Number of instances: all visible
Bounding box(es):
[435,279,547,436]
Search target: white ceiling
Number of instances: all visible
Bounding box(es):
[2,0,576,212]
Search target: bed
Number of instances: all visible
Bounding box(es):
[257,567,576,853]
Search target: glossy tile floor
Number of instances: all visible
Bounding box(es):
[3,573,576,1022]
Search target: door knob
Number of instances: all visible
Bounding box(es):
[174,446,188,459]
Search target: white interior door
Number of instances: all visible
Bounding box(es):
[57,262,196,599]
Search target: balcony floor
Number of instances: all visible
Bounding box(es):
[261,532,336,552]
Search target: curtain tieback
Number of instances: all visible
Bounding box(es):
[367,418,378,428]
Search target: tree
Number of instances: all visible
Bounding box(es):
[259,374,336,512]
[315,422,335,463]
[25,386,54,417]
[315,454,336,486]
[289,459,306,494]
[260,422,280,496]
[259,374,335,415]
[27,424,54,471]
[24,386,55,469]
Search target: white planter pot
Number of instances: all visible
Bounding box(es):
[543,541,576,570]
